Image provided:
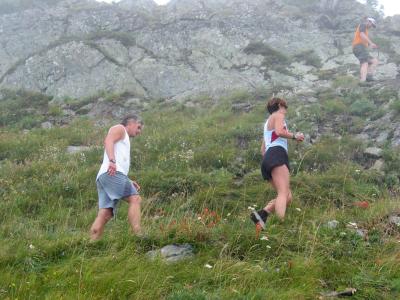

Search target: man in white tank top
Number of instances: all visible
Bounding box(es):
[90,115,144,241]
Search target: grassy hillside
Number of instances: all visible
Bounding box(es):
[1,93,400,299]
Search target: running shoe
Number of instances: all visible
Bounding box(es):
[250,209,268,230]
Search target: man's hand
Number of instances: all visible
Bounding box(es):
[370,43,378,49]
[132,180,141,191]
[107,162,116,176]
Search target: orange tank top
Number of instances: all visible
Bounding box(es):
[352,24,368,47]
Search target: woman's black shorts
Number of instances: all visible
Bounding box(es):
[261,146,290,181]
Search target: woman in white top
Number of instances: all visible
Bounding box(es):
[250,97,304,229]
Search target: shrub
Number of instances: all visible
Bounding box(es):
[220,90,252,104]
[384,173,399,188]
[139,170,210,201]
[244,42,292,75]
[294,136,363,172]
[48,105,63,117]
[0,89,52,127]
[323,99,346,114]
[332,75,359,89]
[390,99,400,115]
[315,69,336,80]
[347,116,365,134]
[369,108,385,121]
[382,148,400,175]
[19,115,44,129]
[244,42,289,64]
[349,98,375,116]
[366,87,398,104]
[293,50,322,68]
[373,37,392,50]
[87,31,136,48]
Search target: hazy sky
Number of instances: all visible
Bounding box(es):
[357,0,400,16]
[97,0,170,5]
[96,0,400,16]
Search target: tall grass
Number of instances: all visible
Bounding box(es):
[1,99,400,299]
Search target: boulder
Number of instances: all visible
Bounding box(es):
[327,220,339,229]
[370,159,384,173]
[363,147,383,158]
[147,243,194,263]
[41,121,53,129]
[388,214,400,227]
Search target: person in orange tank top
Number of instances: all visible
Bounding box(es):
[352,17,378,83]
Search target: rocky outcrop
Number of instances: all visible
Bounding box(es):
[0,0,397,101]
[3,41,147,98]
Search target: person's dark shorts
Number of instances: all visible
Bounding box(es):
[96,171,139,215]
[261,146,290,181]
[353,44,373,64]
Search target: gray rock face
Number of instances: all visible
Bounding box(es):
[0,0,383,101]
[3,41,147,99]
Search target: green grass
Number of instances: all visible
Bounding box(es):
[1,97,400,299]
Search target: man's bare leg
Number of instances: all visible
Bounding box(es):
[367,58,378,77]
[90,208,113,241]
[127,195,142,235]
[360,62,369,81]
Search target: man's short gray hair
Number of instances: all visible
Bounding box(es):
[121,114,143,126]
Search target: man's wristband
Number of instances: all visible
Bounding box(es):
[292,133,296,140]
[109,159,116,164]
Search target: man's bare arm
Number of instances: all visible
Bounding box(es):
[104,125,125,175]
[360,32,377,48]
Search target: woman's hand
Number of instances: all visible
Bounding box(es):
[294,132,304,142]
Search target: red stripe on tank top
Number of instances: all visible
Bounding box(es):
[271,131,279,142]
[271,126,286,143]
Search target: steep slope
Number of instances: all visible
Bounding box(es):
[0,0,398,100]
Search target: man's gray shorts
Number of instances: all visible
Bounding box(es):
[96,171,139,215]
[353,44,373,64]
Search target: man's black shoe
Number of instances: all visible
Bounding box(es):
[366,75,375,82]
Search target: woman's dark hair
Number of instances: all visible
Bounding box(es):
[266,97,288,114]
[121,114,143,126]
